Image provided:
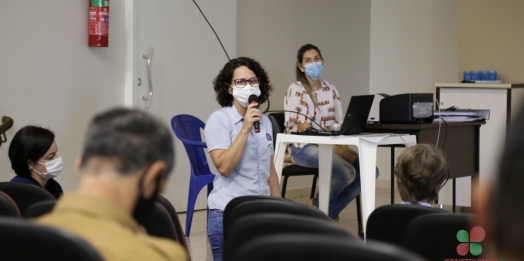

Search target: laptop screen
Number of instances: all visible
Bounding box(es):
[340,95,375,135]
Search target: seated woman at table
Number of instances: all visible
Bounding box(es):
[205,57,281,261]
[8,126,64,199]
[284,43,377,221]
[395,144,448,206]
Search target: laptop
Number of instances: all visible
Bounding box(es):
[339,94,375,135]
[290,94,375,136]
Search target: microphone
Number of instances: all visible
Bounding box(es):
[249,94,261,133]
[266,110,329,132]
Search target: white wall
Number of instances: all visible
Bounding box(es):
[369,0,460,183]
[238,0,461,190]
[459,0,524,84]
[133,0,237,211]
[237,0,372,190]
[0,0,236,212]
[0,0,463,209]
[0,1,126,191]
[237,0,371,112]
[369,0,460,119]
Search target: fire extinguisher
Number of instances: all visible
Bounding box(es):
[88,0,109,47]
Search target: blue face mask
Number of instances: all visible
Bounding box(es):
[304,62,323,81]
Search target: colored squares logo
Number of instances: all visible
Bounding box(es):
[456,226,486,256]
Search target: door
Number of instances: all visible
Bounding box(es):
[133,0,236,211]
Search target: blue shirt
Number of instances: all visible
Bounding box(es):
[400,201,434,207]
[204,105,273,210]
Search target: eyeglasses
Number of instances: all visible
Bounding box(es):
[231,77,261,88]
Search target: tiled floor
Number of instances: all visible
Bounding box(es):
[177,186,407,261]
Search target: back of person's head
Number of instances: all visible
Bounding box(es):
[9,126,55,177]
[490,105,524,258]
[79,108,174,176]
[394,144,447,204]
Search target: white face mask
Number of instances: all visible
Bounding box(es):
[32,157,64,180]
[232,86,261,107]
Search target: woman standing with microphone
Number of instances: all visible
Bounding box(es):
[284,44,376,221]
[205,57,281,261]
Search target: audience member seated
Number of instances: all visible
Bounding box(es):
[474,105,524,261]
[394,144,447,206]
[9,126,63,199]
[37,108,187,261]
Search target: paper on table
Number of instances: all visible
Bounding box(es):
[433,116,484,122]
[434,110,490,120]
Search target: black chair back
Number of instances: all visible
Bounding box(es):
[232,234,423,261]
[403,213,477,261]
[226,213,356,261]
[156,195,190,254]
[0,217,104,261]
[267,113,319,199]
[268,112,286,148]
[366,204,447,247]
[143,202,178,241]
[0,182,55,214]
[0,191,20,217]
[223,196,330,241]
[23,200,56,219]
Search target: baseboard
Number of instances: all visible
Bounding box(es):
[283,186,315,199]
[284,179,394,199]
[283,181,472,209]
[376,179,393,189]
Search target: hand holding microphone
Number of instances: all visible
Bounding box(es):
[248,95,261,133]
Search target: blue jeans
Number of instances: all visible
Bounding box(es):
[207,209,224,261]
[290,144,378,219]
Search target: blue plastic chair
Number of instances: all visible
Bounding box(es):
[171,114,215,237]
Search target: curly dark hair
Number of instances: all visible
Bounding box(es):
[213,57,272,107]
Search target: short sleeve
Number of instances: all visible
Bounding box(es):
[204,111,232,152]
[331,85,344,124]
[262,115,274,156]
[284,82,315,131]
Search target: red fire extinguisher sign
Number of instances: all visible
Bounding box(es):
[88,0,109,47]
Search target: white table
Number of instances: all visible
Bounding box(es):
[274,133,417,237]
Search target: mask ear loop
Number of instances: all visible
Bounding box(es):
[29,165,46,175]
[28,160,38,173]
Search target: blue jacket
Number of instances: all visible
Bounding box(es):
[10,175,63,199]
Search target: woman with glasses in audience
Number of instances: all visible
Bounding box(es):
[205,57,281,261]
[8,126,64,199]
[284,43,376,222]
